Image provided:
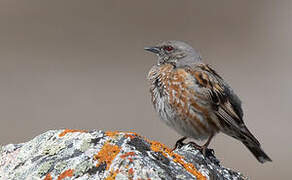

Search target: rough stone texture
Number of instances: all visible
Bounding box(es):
[0,129,247,180]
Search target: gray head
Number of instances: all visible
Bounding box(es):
[144,40,201,67]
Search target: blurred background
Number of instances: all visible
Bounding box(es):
[0,0,290,179]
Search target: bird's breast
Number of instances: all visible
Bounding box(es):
[147,64,220,139]
[148,64,194,112]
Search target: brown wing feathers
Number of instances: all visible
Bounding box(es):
[188,64,245,127]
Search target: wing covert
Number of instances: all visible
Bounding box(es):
[185,63,245,127]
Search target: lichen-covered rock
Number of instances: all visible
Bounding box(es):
[0,129,247,180]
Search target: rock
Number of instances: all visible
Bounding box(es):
[0,129,247,180]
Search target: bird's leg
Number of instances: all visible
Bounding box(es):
[201,133,214,156]
[172,137,187,151]
[187,133,214,156]
[187,141,203,149]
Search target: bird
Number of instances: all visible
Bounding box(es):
[144,40,272,163]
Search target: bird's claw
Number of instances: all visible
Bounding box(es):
[172,137,187,151]
[172,141,185,151]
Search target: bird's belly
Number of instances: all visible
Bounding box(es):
[152,88,216,140]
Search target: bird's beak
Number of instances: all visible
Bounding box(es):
[144,46,160,54]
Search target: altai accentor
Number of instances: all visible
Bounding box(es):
[145,40,271,163]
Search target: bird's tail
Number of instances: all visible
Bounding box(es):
[233,125,272,163]
[242,141,272,163]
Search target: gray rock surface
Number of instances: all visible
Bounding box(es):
[0,129,247,180]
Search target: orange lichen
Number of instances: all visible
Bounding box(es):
[127,168,134,180]
[44,173,52,180]
[105,169,119,180]
[150,141,171,158]
[120,152,135,159]
[150,140,206,180]
[172,154,206,180]
[105,131,139,139]
[57,169,74,180]
[58,129,87,137]
[124,132,138,139]
[94,142,121,170]
[128,168,134,175]
[105,131,120,138]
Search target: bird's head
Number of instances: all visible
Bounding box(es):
[144,40,201,67]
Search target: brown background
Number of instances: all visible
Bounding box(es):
[0,0,290,179]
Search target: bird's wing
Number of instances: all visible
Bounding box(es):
[186,64,243,122]
[185,63,260,144]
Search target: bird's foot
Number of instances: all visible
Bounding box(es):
[187,142,220,165]
[187,141,204,151]
[205,148,215,157]
[172,137,187,151]
[205,148,220,165]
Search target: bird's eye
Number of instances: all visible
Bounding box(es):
[163,46,174,52]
